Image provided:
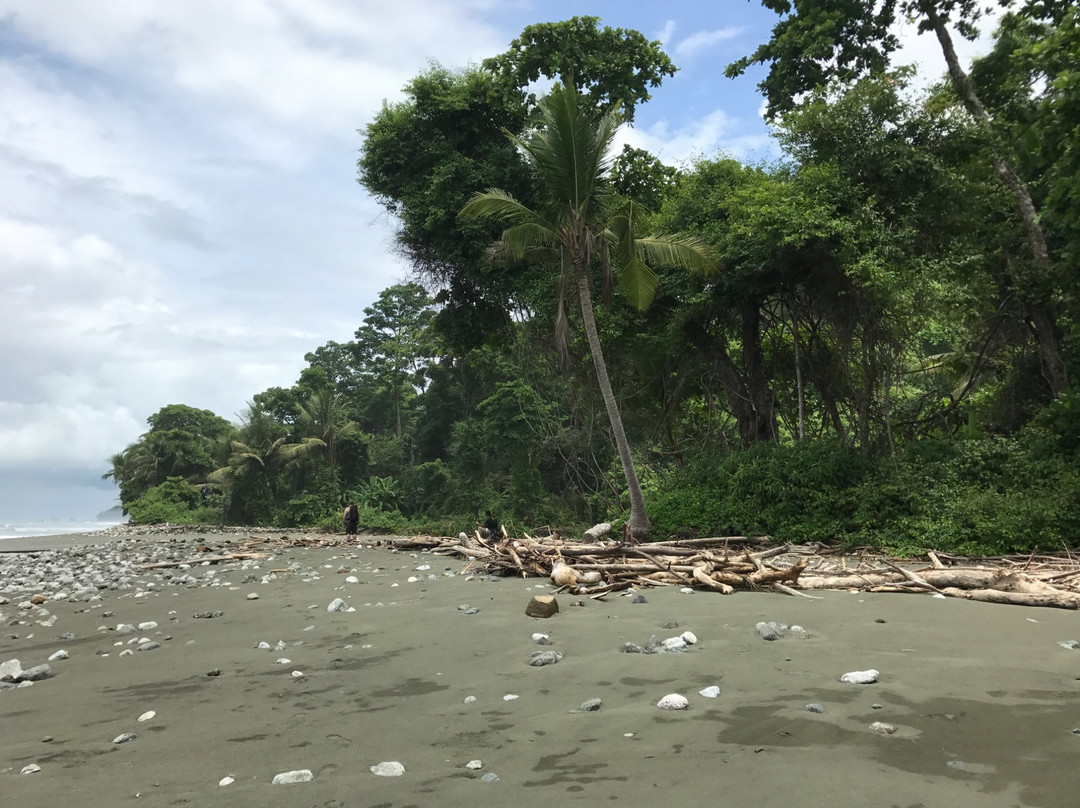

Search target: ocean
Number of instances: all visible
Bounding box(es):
[0,518,126,541]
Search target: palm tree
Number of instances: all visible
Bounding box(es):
[297,388,360,476]
[461,85,714,539]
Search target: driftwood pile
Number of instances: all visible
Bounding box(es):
[386,532,1080,610]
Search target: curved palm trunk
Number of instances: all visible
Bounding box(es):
[574,258,650,540]
[922,2,1066,394]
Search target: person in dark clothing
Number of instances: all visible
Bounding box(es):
[483,510,500,539]
[343,500,360,540]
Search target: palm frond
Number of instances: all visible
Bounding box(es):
[461,189,550,228]
[618,256,659,311]
[635,234,717,276]
[499,222,560,259]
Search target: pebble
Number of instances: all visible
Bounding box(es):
[531,633,551,644]
[679,588,694,594]
[327,598,348,612]
[218,776,235,786]
[21,764,41,774]
[466,760,483,769]
[631,594,647,604]
[246,593,259,600]
[113,733,136,744]
[272,769,314,784]
[870,721,897,735]
[657,693,689,710]
[370,761,405,777]
[699,686,720,698]
[48,650,69,661]
[841,669,880,684]
[138,711,156,722]
[1057,640,1079,650]
[580,698,602,711]
[503,694,519,701]
[480,772,500,783]
[806,703,824,713]
[206,669,221,677]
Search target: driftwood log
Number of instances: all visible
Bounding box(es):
[377,533,1080,610]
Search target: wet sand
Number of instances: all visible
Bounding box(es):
[2,530,1079,807]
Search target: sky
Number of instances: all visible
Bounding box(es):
[0,0,1001,521]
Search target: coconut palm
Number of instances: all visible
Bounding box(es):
[461,85,714,539]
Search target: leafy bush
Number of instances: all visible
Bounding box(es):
[125,477,221,525]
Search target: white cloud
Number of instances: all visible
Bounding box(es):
[656,19,677,48]
[674,27,743,60]
[616,109,771,165]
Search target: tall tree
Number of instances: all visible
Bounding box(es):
[727,0,1067,393]
[481,16,677,122]
[460,86,713,539]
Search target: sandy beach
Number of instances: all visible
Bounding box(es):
[2,529,1079,807]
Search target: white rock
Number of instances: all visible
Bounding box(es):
[21,764,41,774]
[48,649,69,661]
[661,637,688,652]
[870,721,897,735]
[272,769,314,784]
[416,564,430,571]
[291,670,305,679]
[699,686,720,698]
[1,659,24,681]
[679,587,695,594]
[680,631,698,645]
[371,761,405,777]
[246,593,259,600]
[257,641,271,650]
[138,711,156,722]
[345,576,359,584]
[137,621,157,630]
[503,694,519,701]
[275,658,292,665]
[464,696,477,703]
[657,693,689,710]
[840,669,880,684]
[531,633,550,643]
[218,776,235,786]
[327,598,348,612]
[113,733,136,744]
[407,576,420,583]
[465,760,483,770]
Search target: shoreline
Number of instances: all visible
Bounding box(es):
[2,528,1078,805]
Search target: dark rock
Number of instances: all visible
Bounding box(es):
[525,596,559,619]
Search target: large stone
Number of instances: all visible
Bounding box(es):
[16,664,53,682]
[525,596,559,618]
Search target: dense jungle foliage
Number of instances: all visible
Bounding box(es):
[105,5,1080,554]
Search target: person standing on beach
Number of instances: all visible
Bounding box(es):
[343,500,359,540]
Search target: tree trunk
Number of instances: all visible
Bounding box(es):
[740,302,779,442]
[683,320,763,445]
[922,2,1067,394]
[574,259,650,540]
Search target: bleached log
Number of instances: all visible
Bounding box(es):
[941,587,1080,610]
